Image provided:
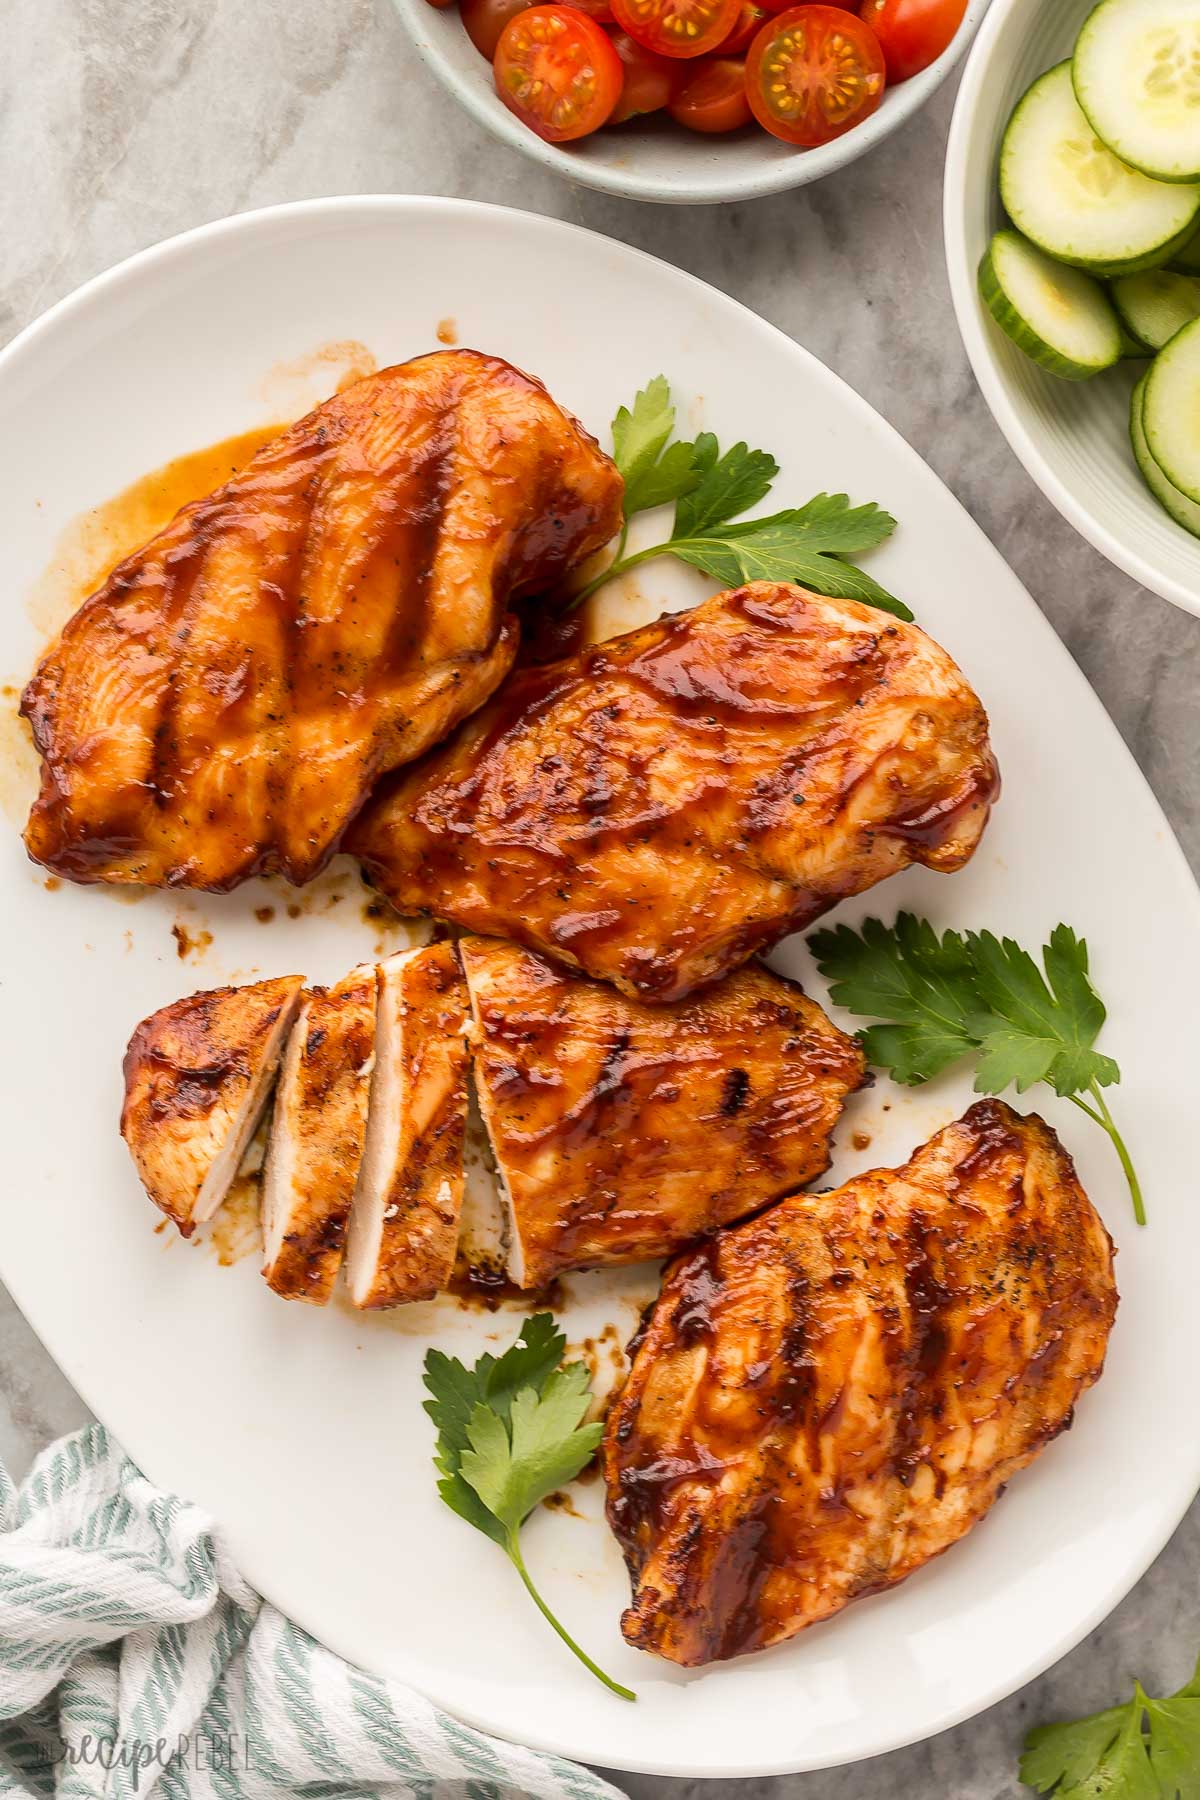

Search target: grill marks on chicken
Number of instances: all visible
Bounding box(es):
[261,965,377,1303]
[603,1100,1117,1667]
[22,351,623,891]
[119,939,862,1300]
[345,944,473,1309]
[350,582,1000,1003]
[121,975,304,1236]
[460,936,865,1287]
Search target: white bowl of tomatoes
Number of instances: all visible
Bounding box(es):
[393,0,989,203]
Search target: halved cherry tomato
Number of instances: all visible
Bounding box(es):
[609,31,683,119]
[670,55,751,129]
[463,0,534,58]
[745,4,884,145]
[858,0,964,82]
[718,2,767,53]
[610,0,741,60]
[494,5,624,138]
[464,0,607,60]
[423,0,457,11]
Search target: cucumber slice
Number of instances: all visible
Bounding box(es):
[1130,369,1200,535]
[1110,269,1200,350]
[979,230,1122,378]
[1119,321,1152,359]
[1169,222,1200,270]
[1000,62,1200,275]
[1143,315,1200,499]
[1074,0,1200,184]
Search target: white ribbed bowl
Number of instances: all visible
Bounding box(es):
[944,0,1200,619]
[393,0,989,204]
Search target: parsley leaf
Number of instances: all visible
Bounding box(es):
[669,500,911,618]
[738,490,897,556]
[1020,1654,1200,1798]
[1042,924,1121,1094]
[574,378,907,618]
[611,376,701,518]
[460,1365,603,1530]
[1021,1701,1139,1795]
[673,436,779,536]
[967,927,1120,1099]
[808,913,1145,1224]
[809,915,979,1084]
[422,1312,565,1544]
[422,1314,634,1701]
[1147,1690,1200,1799]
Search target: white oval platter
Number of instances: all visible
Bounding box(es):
[0,196,1197,1777]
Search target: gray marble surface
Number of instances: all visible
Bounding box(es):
[1,1,1197,1793]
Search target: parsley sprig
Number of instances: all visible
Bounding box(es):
[1021,1650,1200,1797]
[808,914,1144,1225]
[422,1313,634,1701]
[571,376,911,620]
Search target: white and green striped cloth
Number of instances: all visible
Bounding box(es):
[0,1426,623,1800]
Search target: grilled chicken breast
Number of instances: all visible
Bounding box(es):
[604,1100,1117,1666]
[460,936,865,1287]
[261,965,377,1302]
[345,943,473,1309]
[23,351,622,890]
[121,975,303,1236]
[351,583,999,1003]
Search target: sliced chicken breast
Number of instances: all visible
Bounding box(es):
[456,1087,514,1277]
[121,976,304,1236]
[345,942,473,1309]
[460,936,866,1288]
[261,964,377,1303]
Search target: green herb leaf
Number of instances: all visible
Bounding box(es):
[1020,1655,1200,1798]
[572,380,907,619]
[1042,924,1121,1095]
[738,490,898,556]
[631,439,703,515]
[663,492,905,617]
[460,1365,603,1531]
[1028,1695,1160,1800]
[1021,1702,1136,1794]
[808,915,980,1084]
[611,377,701,517]
[965,927,1119,1099]
[422,1315,635,1701]
[807,913,1144,1223]
[479,1311,566,1420]
[611,375,671,487]
[970,1023,1062,1095]
[673,437,779,537]
[669,506,911,620]
[1146,1692,1200,1799]
[421,1312,567,1545]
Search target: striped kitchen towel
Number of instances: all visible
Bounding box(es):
[0,1425,624,1800]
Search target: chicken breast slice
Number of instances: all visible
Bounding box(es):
[261,964,377,1303]
[603,1100,1118,1667]
[121,976,304,1237]
[460,936,866,1288]
[344,942,473,1309]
